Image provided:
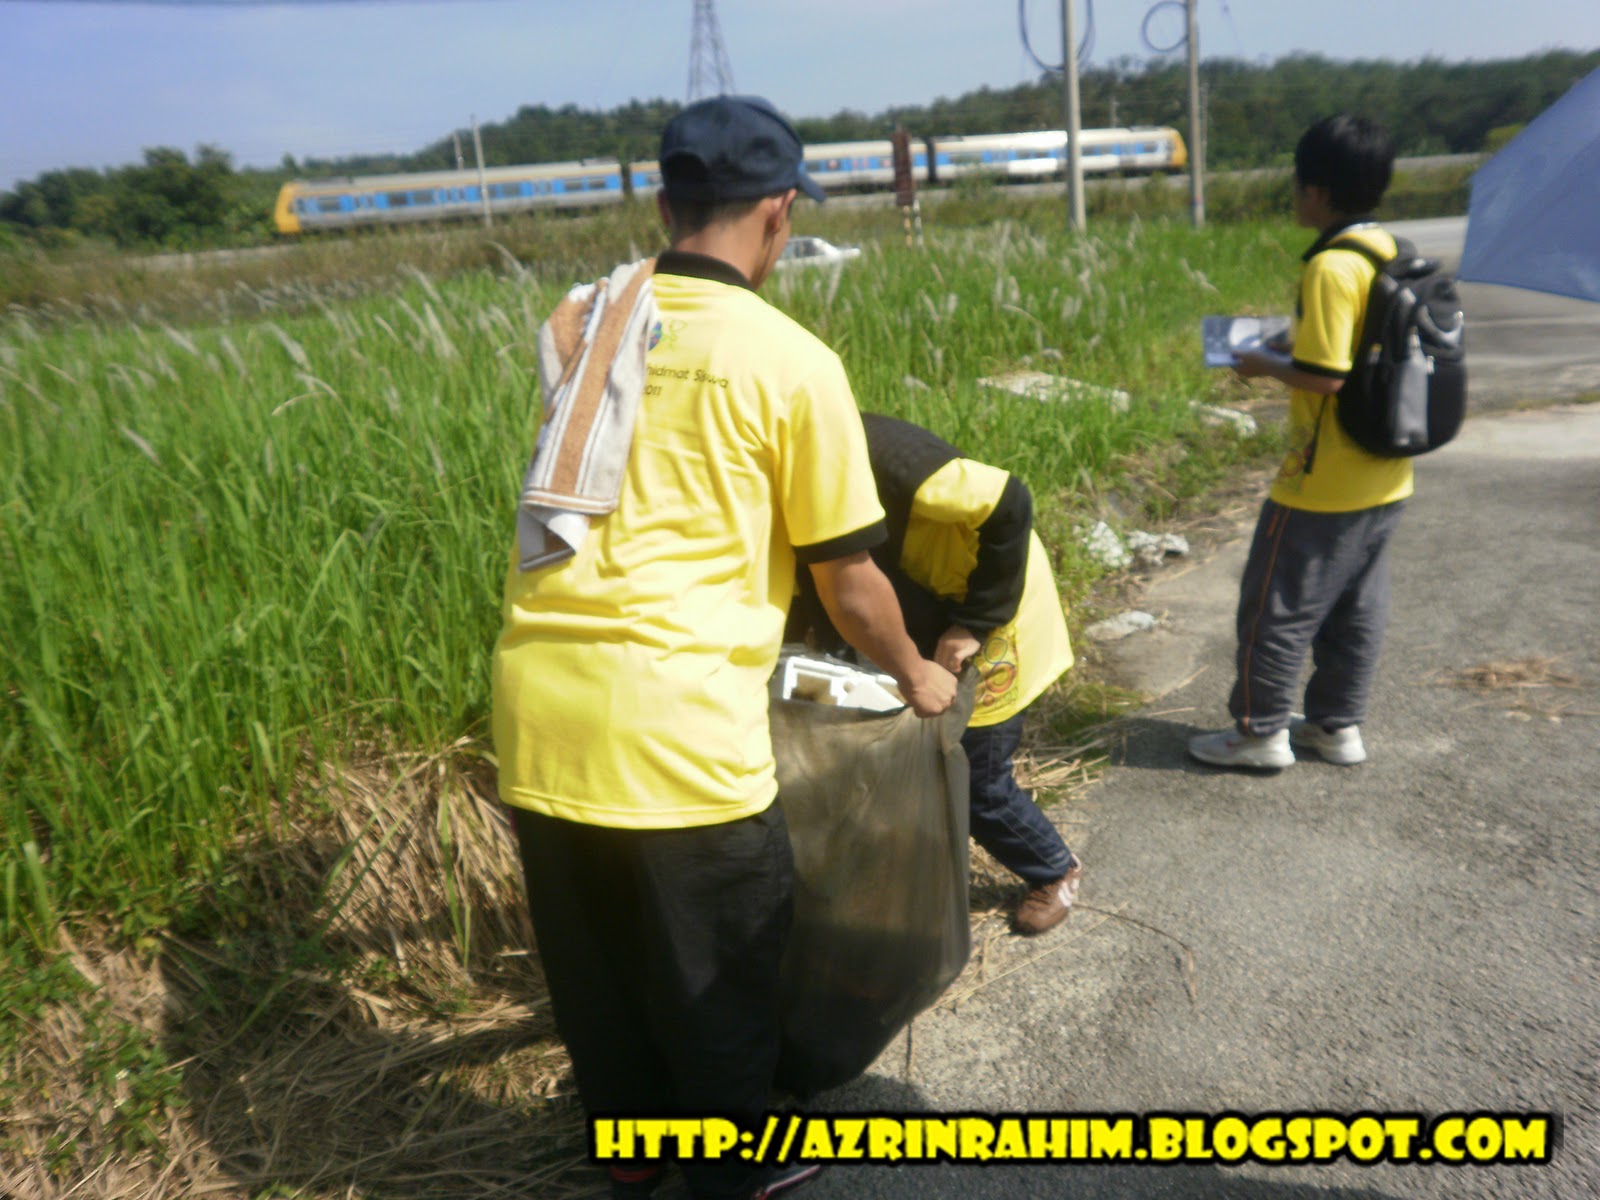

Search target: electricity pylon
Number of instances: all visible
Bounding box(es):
[688,0,736,101]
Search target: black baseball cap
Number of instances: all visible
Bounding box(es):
[659,95,826,204]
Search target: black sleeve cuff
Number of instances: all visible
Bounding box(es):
[794,519,887,565]
[1291,357,1349,380]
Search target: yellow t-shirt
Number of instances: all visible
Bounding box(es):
[1269,223,1415,513]
[900,459,1074,727]
[492,255,886,829]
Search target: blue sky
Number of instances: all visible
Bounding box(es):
[3,0,1598,189]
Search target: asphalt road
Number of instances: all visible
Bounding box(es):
[789,227,1600,1198]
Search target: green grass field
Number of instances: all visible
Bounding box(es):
[1,202,1298,1194]
[1,207,1295,952]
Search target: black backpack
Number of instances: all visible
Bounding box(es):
[1318,235,1467,457]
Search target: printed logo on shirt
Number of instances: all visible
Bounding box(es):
[975,632,1019,709]
[1275,418,1316,493]
[651,317,688,354]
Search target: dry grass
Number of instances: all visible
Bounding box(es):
[1440,655,1584,693]
[1,747,603,1200]
[1433,656,1596,721]
[2,733,1097,1200]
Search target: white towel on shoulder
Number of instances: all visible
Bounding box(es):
[516,257,658,571]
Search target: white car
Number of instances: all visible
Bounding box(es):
[776,236,862,268]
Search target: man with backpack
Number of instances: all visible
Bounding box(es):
[1189,113,1442,771]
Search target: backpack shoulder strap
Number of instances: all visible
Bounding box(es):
[1314,236,1395,375]
[1323,236,1392,270]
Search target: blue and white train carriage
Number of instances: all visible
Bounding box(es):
[931,127,1187,181]
[273,126,1187,234]
[274,158,628,233]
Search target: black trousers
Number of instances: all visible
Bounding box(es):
[1229,498,1406,736]
[511,804,795,1200]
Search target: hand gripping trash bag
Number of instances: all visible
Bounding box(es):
[771,671,976,1097]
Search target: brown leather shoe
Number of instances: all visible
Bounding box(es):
[1013,861,1084,936]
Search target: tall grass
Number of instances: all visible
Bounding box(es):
[777,214,1290,488]
[0,213,1297,953]
[1,272,551,945]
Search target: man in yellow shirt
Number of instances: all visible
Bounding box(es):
[492,97,956,1200]
[1189,114,1406,771]
[791,415,1082,934]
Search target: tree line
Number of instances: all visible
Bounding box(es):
[4,50,1596,251]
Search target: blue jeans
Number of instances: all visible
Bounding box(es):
[962,714,1077,888]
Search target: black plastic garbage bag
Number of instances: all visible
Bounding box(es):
[771,670,976,1097]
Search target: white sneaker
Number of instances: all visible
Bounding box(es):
[1290,720,1367,765]
[1187,727,1294,770]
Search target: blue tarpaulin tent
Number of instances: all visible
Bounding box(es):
[1459,66,1600,305]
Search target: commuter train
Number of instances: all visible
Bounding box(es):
[273,126,1187,235]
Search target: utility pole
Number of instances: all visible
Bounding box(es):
[891,126,923,248]
[472,115,492,228]
[452,130,465,172]
[1185,0,1205,227]
[1062,0,1085,232]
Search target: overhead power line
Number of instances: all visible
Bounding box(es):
[1019,0,1094,74]
[1141,0,1188,54]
